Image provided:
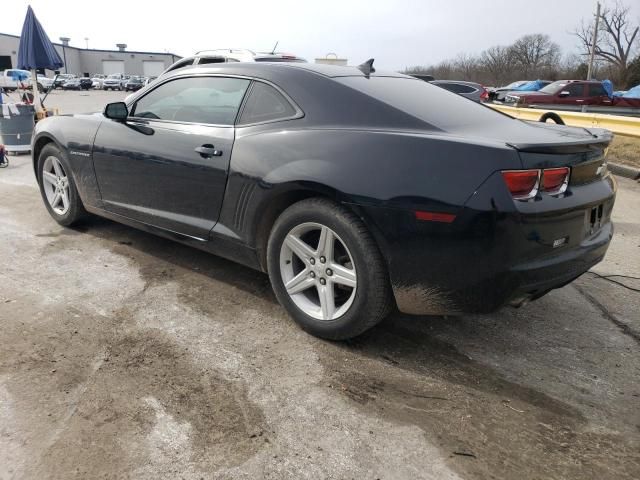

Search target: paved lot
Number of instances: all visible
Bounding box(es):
[1,91,639,479]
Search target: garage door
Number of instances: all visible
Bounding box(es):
[143,61,165,77]
[102,60,125,75]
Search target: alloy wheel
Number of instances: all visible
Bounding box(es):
[279,222,357,320]
[42,156,70,215]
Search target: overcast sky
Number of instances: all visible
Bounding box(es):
[2,0,638,70]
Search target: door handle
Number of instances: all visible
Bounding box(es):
[195,144,223,158]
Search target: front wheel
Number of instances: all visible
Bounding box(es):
[267,198,393,340]
[37,144,87,226]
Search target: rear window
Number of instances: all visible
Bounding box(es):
[436,83,475,94]
[198,57,227,65]
[336,76,512,130]
[254,57,307,63]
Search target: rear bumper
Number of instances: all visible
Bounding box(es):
[390,223,611,315]
[357,174,616,316]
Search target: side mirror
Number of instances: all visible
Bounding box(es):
[558,91,570,97]
[104,102,128,121]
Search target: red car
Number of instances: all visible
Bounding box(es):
[505,80,613,106]
[505,80,640,108]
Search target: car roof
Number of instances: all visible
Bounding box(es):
[164,61,408,80]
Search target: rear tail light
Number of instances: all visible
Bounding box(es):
[501,167,571,200]
[541,167,570,194]
[501,170,540,200]
[480,87,489,102]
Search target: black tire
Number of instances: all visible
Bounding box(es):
[37,143,87,227]
[267,198,393,340]
[539,112,565,125]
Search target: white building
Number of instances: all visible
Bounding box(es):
[0,32,180,77]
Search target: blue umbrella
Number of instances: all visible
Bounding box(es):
[17,6,63,71]
[16,6,64,111]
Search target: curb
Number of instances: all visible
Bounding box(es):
[608,162,640,181]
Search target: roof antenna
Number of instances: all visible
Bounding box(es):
[357,58,375,76]
[271,41,279,55]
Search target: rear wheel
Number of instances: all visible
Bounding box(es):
[37,144,87,226]
[267,198,392,340]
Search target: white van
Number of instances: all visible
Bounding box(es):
[0,69,33,91]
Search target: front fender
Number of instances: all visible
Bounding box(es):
[32,114,104,208]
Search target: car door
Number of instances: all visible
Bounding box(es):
[92,75,251,239]
[587,83,613,106]
[555,83,586,105]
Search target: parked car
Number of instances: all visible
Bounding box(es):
[505,80,613,106]
[31,62,616,340]
[120,75,132,89]
[37,74,54,91]
[0,69,32,91]
[488,80,530,102]
[430,80,489,102]
[91,74,106,89]
[124,77,145,92]
[162,49,307,75]
[103,73,125,91]
[53,74,76,89]
[79,78,93,90]
[62,78,82,90]
[144,76,157,86]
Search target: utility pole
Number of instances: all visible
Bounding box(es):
[586,1,601,81]
[85,37,89,49]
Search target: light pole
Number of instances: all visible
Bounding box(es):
[85,37,89,49]
[59,37,70,73]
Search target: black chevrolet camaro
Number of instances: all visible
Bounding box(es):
[31,62,616,339]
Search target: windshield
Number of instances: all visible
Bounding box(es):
[107,74,120,79]
[538,81,568,94]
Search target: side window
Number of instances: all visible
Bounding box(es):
[564,83,584,97]
[238,82,297,125]
[438,83,474,94]
[588,84,607,96]
[131,77,250,125]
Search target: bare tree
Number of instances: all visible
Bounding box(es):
[575,1,639,87]
[453,53,480,81]
[510,34,561,78]
[480,45,514,85]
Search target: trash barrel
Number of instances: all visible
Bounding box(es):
[0,104,35,153]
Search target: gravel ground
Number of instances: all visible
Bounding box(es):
[0,91,639,479]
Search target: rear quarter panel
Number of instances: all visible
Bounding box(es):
[219,125,523,254]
